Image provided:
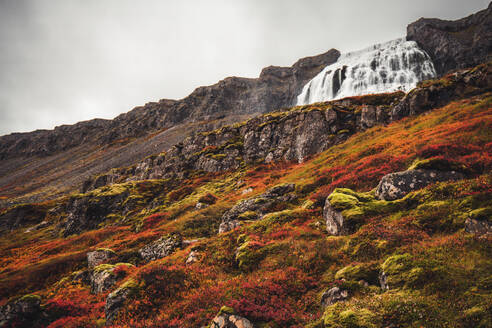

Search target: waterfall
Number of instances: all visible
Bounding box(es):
[297,38,437,105]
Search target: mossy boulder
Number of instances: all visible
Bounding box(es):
[381,253,449,291]
[105,279,140,324]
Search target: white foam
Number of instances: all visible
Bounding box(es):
[297,38,437,105]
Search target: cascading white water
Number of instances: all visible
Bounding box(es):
[297,38,437,105]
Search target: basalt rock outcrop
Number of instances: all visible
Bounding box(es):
[0,50,340,160]
[83,93,403,191]
[407,2,492,76]
[87,249,117,269]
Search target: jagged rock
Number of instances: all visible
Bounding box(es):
[379,271,389,290]
[91,266,118,294]
[375,169,464,201]
[323,198,346,236]
[105,280,138,324]
[139,233,183,262]
[0,295,42,327]
[87,249,117,269]
[407,3,492,76]
[219,184,296,233]
[465,218,492,236]
[321,287,349,307]
[210,309,254,328]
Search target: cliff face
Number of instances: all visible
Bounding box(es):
[0,49,340,160]
[82,61,492,192]
[407,2,492,76]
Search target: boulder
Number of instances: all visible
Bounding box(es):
[210,307,254,328]
[219,184,296,233]
[0,295,42,327]
[323,199,346,236]
[91,265,117,294]
[465,218,492,236]
[139,233,183,262]
[105,280,138,324]
[87,249,117,269]
[321,287,349,308]
[375,169,463,201]
[186,250,200,264]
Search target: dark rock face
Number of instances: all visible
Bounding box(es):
[87,249,117,269]
[391,61,492,120]
[218,184,296,233]
[139,233,183,262]
[0,295,42,327]
[0,50,340,160]
[375,169,464,201]
[323,199,346,236]
[321,287,349,307]
[60,191,129,236]
[84,94,403,192]
[0,203,47,235]
[407,3,492,76]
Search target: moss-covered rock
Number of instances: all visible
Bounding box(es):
[323,303,379,328]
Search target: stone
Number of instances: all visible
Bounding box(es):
[0,295,42,327]
[465,218,492,236]
[321,287,349,308]
[87,249,117,269]
[105,280,138,324]
[186,250,200,264]
[323,198,346,236]
[379,271,389,290]
[375,169,463,201]
[210,312,254,328]
[139,233,183,262]
[91,266,117,294]
[219,184,296,234]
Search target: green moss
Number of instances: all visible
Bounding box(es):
[93,263,116,273]
[210,153,227,160]
[469,206,492,222]
[96,248,116,254]
[19,294,41,303]
[323,303,379,328]
[461,305,492,328]
[218,305,235,315]
[327,189,360,211]
[335,263,379,285]
[238,211,259,221]
[337,129,350,135]
[408,157,467,172]
[235,240,284,271]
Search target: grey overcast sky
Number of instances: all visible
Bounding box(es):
[0,0,489,135]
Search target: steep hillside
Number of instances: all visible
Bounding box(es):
[0,62,490,328]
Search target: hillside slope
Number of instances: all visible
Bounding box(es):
[0,62,490,328]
